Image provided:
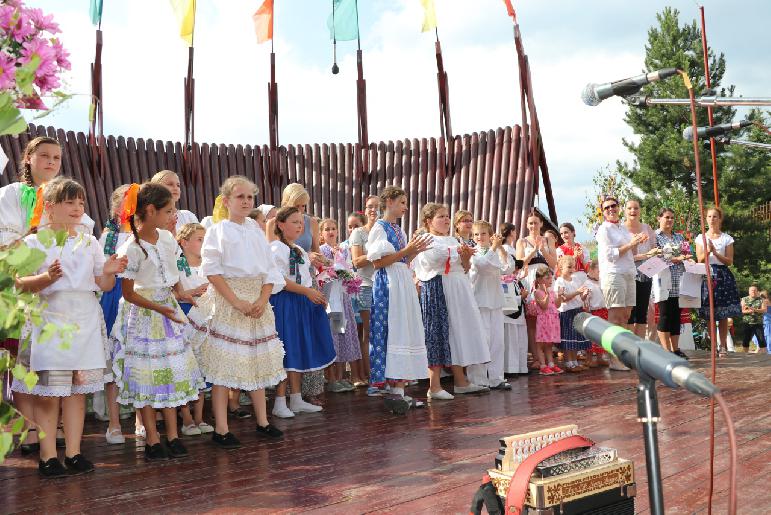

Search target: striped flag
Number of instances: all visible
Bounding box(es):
[170,0,196,46]
[253,0,273,44]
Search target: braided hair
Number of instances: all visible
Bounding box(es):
[18,137,60,186]
[130,183,172,259]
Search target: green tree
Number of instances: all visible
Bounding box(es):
[618,7,735,197]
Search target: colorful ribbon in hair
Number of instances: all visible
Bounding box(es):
[19,184,45,229]
[211,195,228,223]
[177,254,191,277]
[103,218,120,255]
[119,183,140,231]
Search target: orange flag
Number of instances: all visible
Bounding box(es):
[253,0,273,44]
[502,0,517,20]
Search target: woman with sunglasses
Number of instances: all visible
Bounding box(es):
[595,196,648,370]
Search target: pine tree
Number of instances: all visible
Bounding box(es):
[618,7,735,197]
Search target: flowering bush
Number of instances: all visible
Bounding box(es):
[0,0,70,131]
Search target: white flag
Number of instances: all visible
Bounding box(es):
[0,146,8,176]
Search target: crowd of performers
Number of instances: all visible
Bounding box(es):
[1,137,766,478]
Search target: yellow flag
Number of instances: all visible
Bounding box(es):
[170,0,196,46]
[421,0,437,32]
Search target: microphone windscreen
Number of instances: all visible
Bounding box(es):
[581,83,601,106]
[682,126,694,141]
[573,312,591,333]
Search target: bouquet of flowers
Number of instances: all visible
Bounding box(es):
[1,0,70,133]
[659,239,692,260]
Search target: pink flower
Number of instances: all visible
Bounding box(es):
[25,7,59,34]
[50,38,70,70]
[0,51,16,90]
[18,92,47,110]
[0,5,18,31]
[20,37,56,74]
[8,10,35,43]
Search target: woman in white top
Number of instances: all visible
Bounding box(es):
[185,177,287,448]
[624,199,658,337]
[150,170,198,233]
[12,178,126,477]
[468,220,514,389]
[595,196,647,370]
[414,204,490,400]
[695,206,742,356]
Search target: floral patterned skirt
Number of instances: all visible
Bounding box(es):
[186,277,287,390]
[700,265,742,321]
[112,287,204,408]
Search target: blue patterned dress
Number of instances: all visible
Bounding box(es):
[367,221,429,385]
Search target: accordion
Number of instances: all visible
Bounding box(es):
[488,425,636,514]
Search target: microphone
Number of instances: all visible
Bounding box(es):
[574,313,718,397]
[682,120,752,141]
[582,68,679,106]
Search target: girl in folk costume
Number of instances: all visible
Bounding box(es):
[111,183,204,460]
[453,209,476,247]
[502,257,529,374]
[530,267,564,376]
[175,223,214,437]
[150,170,198,233]
[185,176,287,448]
[414,204,490,401]
[0,137,95,455]
[468,220,515,390]
[554,255,591,373]
[583,261,610,367]
[318,218,362,393]
[269,207,337,418]
[12,177,127,477]
[367,187,432,410]
[556,223,589,283]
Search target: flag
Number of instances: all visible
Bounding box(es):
[89,0,103,26]
[253,0,273,44]
[501,0,517,20]
[327,0,359,41]
[170,0,196,46]
[421,0,437,33]
[0,145,8,176]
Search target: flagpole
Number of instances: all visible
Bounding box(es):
[182,0,197,183]
[267,1,279,184]
[354,0,368,180]
[89,22,104,178]
[433,25,453,175]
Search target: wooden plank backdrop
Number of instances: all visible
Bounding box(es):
[0,123,556,235]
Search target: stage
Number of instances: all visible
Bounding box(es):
[2,350,769,514]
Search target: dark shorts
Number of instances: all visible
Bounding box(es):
[628,280,652,324]
[656,297,681,335]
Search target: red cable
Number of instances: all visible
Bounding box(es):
[714,392,738,515]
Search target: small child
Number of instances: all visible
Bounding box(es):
[249,208,266,231]
[112,183,204,460]
[176,223,214,436]
[468,220,514,390]
[554,255,590,373]
[531,267,564,375]
[502,258,529,374]
[319,218,362,393]
[584,261,610,366]
[13,177,127,477]
[150,170,198,232]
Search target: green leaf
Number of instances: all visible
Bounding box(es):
[36,229,55,248]
[15,55,40,96]
[54,230,69,247]
[23,370,38,391]
[13,248,47,276]
[0,432,12,461]
[12,416,24,434]
[38,430,46,440]
[0,92,28,137]
[5,245,30,267]
[0,403,12,425]
[38,322,58,344]
[11,364,26,380]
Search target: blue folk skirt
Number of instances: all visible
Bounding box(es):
[700,264,741,321]
[419,276,452,367]
[99,279,123,335]
[558,308,591,351]
[270,290,337,373]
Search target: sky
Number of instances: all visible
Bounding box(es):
[24,0,771,240]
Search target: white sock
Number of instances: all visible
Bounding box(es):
[289,393,303,404]
[548,362,555,368]
[274,396,287,408]
[391,387,405,397]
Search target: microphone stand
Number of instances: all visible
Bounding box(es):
[714,136,771,151]
[626,95,771,107]
[636,369,665,515]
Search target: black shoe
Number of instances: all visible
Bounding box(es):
[212,431,242,449]
[144,442,170,461]
[255,424,283,439]
[39,457,69,478]
[166,438,189,458]
[64,454,95,475]
[228,408,252,419]
[673,349,689,360]
[20,442,40,456]
[383,395,411,415]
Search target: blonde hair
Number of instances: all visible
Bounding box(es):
[19,136,61,186]
[557,254,576,271]
[472,220,493,235]
[176,223,205,243]
[281,182,310,208]
[109,184,130,219]
[420,203,447,231]
[535,267,553,282]
[150,169,178,184]
[220,175,257,198]
[453,210,473,233]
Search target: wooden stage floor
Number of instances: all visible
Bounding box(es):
[2,350,769,514]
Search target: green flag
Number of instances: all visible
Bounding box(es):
[327,0,359,41]
[89,0,103,26]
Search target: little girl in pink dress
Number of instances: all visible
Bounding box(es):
[531,267,563,375]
